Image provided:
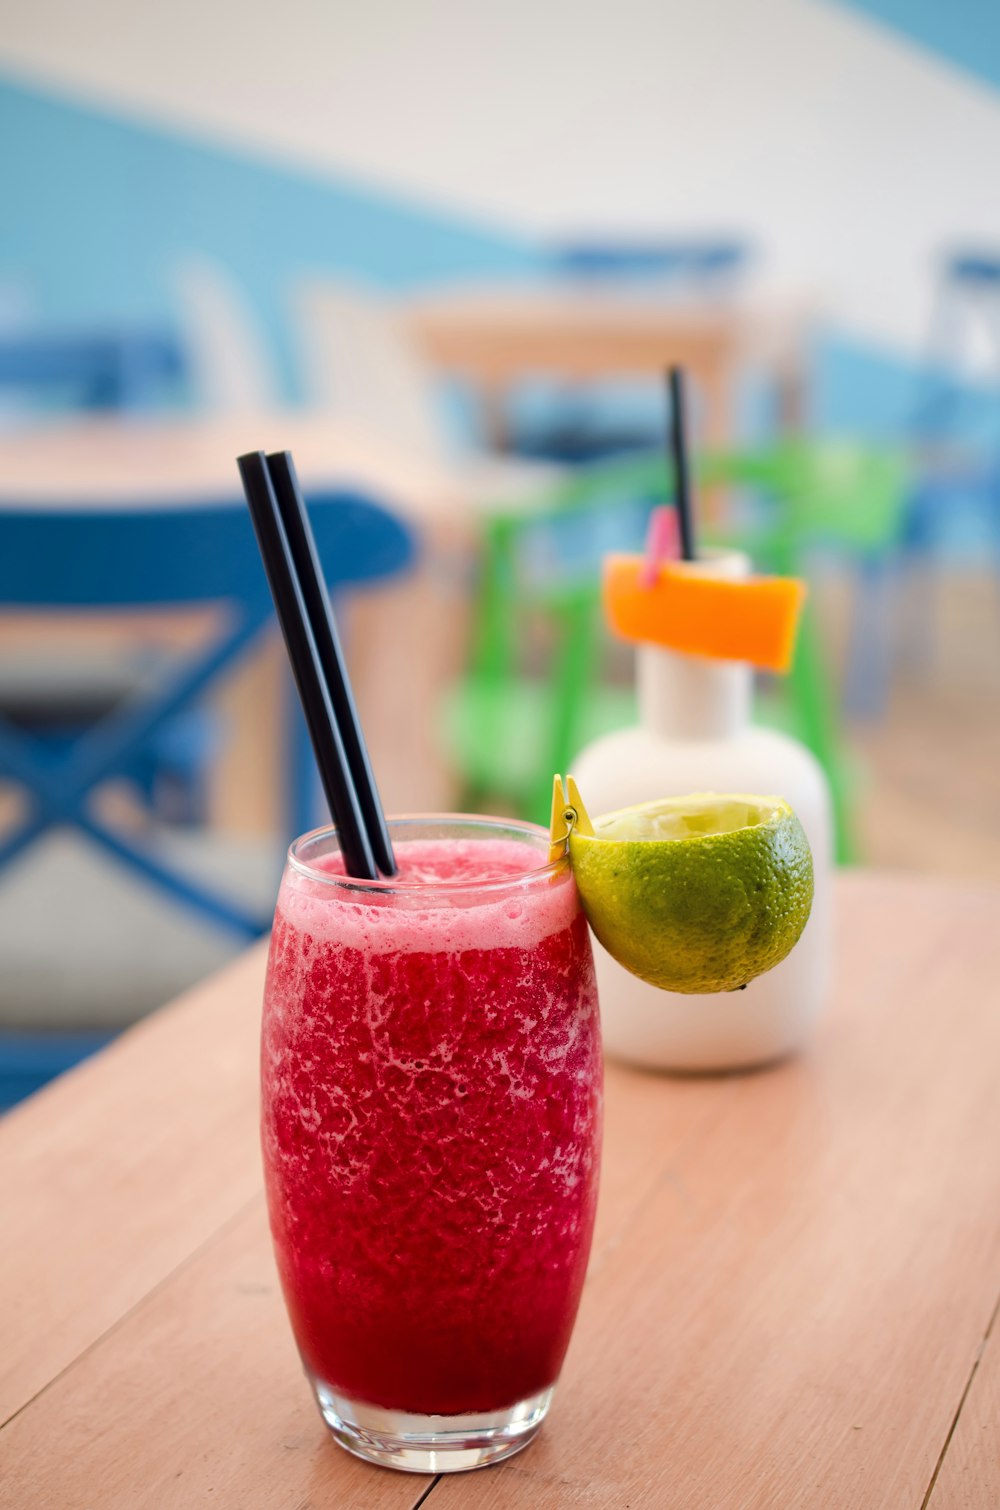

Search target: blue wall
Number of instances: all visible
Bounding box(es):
[838,0,1000,93]
[0,74,537,400]
[2,67,998,463]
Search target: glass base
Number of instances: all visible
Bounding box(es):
[310,1374,555,1473]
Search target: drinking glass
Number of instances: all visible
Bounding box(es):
[261,814,602,1472]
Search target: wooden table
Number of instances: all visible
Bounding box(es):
[3,871,999,1507]
[406,284,810,452]
[0,409,477,517]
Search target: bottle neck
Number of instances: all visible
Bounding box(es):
[633,545,754,740]
[637,643,753,740]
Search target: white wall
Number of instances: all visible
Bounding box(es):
[2,0,998,360]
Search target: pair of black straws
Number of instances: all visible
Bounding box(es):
[236,450,395,881]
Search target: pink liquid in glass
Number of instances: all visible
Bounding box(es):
[261,826,601,1420]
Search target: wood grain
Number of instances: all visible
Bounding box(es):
[0,943,267,1425]
[926,1298,1000,1509]
[0,1198,429,1510]
[427,874,1000,1509]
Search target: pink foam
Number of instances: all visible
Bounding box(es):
[276,838,580,955]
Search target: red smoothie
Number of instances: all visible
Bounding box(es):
[261,830,601,1418]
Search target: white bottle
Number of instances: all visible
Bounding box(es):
[572,550,833,1072]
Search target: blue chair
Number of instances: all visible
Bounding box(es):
[0,1029,115,1113]
[550,238,749,283]
[0,329,184,412]
[899,247,1000,671]
[0,491,414,940]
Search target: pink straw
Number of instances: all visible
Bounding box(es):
[638,505,680,587]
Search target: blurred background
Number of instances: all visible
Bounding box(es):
[1,0,998,1105]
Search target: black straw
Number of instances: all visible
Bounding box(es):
[265,450,396,878]
[237,450,379,880]
[667,366,696,561]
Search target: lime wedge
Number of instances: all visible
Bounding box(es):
[564,786,814,994]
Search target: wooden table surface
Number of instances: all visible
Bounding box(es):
[3,870,999,1508]
[0,410,466,522]
[405,283,811,448]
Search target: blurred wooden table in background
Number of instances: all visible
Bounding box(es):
[2,871,999,1508]
[406,283,810,452]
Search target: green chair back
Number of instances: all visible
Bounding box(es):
[443,456,663,822]
[700,439,910,863]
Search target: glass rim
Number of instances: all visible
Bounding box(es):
[287,813,567,895]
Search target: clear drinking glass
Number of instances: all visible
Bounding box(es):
[261,815,602,1473]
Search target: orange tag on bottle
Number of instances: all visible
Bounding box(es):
[603,556,806,673]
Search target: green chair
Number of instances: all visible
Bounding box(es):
[699,439,910,863]
[442,456,664,825]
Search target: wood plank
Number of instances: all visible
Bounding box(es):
[0,943,267,1425]
[426,875,1000,1508]
[926,1297,1000,1509]
[0,1198,429,1510]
